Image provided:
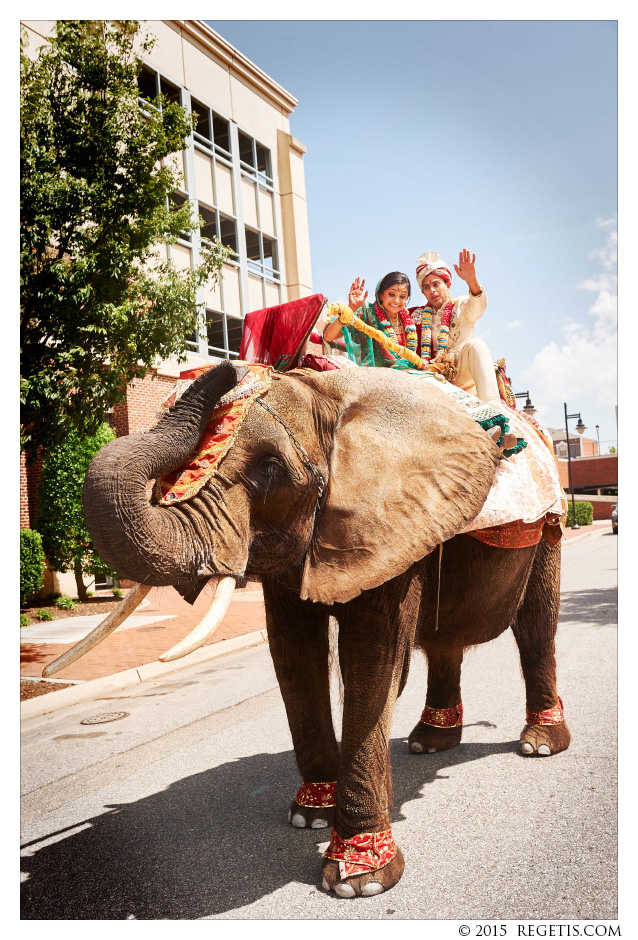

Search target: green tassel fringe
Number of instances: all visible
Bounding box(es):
[502,438,528,459]
[478,414,510,443]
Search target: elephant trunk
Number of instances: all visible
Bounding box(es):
[83,362,244,587]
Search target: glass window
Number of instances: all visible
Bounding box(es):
[262,236,277,273]
[185,330,199,352]
[206,310,225,351]
[137,66,158,102]
[199,203,217,244]
[160,76,181,105]
[245,227,261,266]
[238,132,255,168]
[192,99,211,142]
[256,144,271,181]
[226,315,243,355]
[212,112,231,154]
[219,215,238,255]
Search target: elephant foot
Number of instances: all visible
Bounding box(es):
[321,846,405,898]
[408,722,462,753]
[288,780,336,829]
[519,721,571,756]
[288,799,333,829]
[408,703,464,753]
[520,698,570,756]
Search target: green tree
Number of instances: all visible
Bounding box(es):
[21,20,229,456]
[608,445,617,454]
[36,423,118,601]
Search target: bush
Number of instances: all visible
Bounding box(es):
[36,609,54,621]
[55,595,76,611]
[112,587,123,598]
[20,614,31,627]
[566,501,594,527]
[36,423,119,602]
[20,529,45,606]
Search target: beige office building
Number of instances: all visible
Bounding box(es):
[21,19,313,373]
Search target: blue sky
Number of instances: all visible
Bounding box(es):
[208,19,618,448]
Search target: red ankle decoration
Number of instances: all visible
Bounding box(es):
[295,780,337,808]
[324,827,397,879]
[526,696,565,726]
[420,702,463,728]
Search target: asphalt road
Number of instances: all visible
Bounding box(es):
[20,530,618,922]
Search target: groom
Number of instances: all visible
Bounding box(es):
[410,248,501,406]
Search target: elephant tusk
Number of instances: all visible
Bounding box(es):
[42,582,153,678]
[158,576,236,663]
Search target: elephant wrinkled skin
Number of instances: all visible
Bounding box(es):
[83,361,570,897]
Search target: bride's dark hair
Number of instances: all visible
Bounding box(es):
[376,271,411,301]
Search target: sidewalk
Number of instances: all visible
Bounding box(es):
[20,580,266,684]
[20,520,612,690]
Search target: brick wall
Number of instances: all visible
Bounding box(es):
[557,454,618,491]
[569,494,617,520]
[20,451,31,529]
[121,370,176,435]
[20,449,43,529]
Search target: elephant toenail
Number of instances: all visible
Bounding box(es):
[291,813,306,827]
[427,747,437,753]
[409,741,423,753]
[361,882,384,896]
[538,744,551,756]
[335,882,356,898]
[520,742,534,754]
[311,818,329,829]
[321,877,331,891]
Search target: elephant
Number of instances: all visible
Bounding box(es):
[77,359,570,898]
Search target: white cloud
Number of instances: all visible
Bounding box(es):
[505,320,521,331]
[524,220,617,419]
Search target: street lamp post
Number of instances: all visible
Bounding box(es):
[596,424,600,455]
[564,403,587,529]
[514,390,537,417]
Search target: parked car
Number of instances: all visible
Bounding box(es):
[611,503,618,534]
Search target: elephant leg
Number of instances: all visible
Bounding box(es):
[408,645,464,754]
[512,539,571,756]
[262,575,339,829]
[320,568,420,897]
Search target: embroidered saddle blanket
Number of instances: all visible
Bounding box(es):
[408,371,565,542]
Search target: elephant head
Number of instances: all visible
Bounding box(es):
[48,361,499,674]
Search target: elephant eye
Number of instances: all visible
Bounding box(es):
[249,455,289,496]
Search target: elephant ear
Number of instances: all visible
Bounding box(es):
[300,370,500,605]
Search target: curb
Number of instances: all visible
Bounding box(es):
[20,628,269,721]
[563,523,612,546]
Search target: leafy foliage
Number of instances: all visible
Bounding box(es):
[566,501,593,527]
[55,596,77,610]
[36,609,55,621]
[21,614,31,628]
[20,529,46,606]
[37,423,117,599]
[21,21,229,455]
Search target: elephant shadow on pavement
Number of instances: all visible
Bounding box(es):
[20,736,518,919]
[558,586,617,628]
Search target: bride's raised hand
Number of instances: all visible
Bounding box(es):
[348,277,368,312]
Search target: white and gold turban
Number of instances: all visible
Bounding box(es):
[415,251,452,290]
